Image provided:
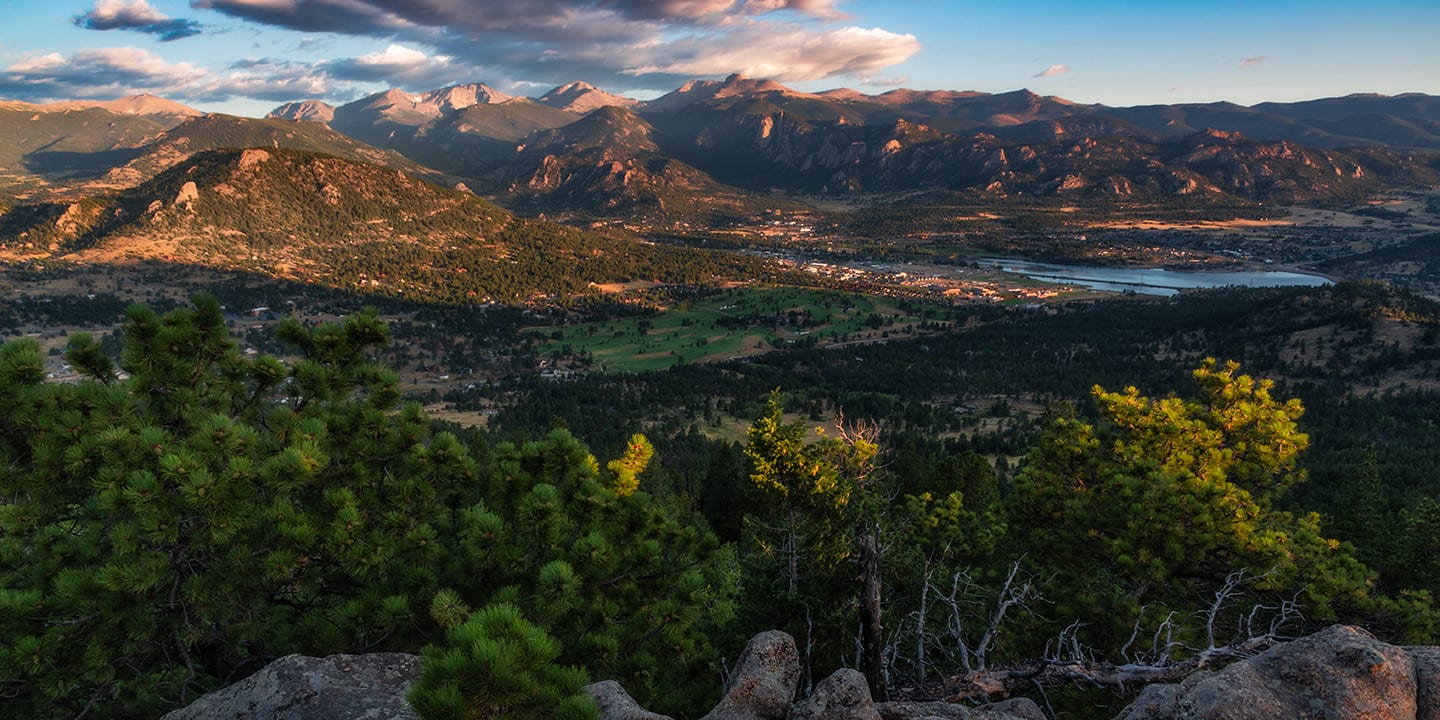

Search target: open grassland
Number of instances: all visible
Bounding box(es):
[529,286,933,372]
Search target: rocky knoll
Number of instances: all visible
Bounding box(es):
[158,625,1440,720]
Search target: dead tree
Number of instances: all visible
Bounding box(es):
[836,412,887,702]
[884,558,1043,696]
[939,568,1302,702]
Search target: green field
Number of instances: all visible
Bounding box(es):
[530,286,938,373]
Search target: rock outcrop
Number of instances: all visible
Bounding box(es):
[163,626,1440,720]
[700,630,802,720]
[792,668,879,720]
[873,698,1045,720]
[1410,647,1440,720]
[587,680,677,720]
[159,652,421,720]
[1114,625,1419,720]
[590,632,1040,720]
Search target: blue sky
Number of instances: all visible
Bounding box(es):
[0,0,1435,116]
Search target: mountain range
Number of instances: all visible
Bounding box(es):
[260,77,1440,207]
[2,75,1439,242]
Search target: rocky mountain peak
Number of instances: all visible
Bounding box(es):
[37,94,202,127]
[424,83,512,113]
[643,73,810,113]
[715,73,798,97]
[537,81,638,113]
[267,99,336,124]
[97,94,203,118]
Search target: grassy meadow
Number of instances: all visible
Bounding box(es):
[530,286,935,372]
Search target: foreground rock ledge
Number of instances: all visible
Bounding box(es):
[163,625,1440,720]
[159,652,421,720]
[1115,624,1424,720]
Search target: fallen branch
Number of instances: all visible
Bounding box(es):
[940,634,1281,702]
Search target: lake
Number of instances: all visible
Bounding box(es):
[978,259,1332,297]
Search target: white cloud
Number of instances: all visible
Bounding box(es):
[1240,55,1269,67]
[206,58,334,100]
[1035,64,1069,78]
[5,47,198,94]
[0,46,329,103]
[354,43,434,68]
[75,0,203,41]
[627,26,920,83]
[324,44,469,86]
[88,0,169,25]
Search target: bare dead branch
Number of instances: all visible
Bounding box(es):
[942,569,1303,702]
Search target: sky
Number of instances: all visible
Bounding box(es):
[0,0,1436,117]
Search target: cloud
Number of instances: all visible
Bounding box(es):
[75,0,203,41]
[196,0,845,33]
[1,47,199,99]
[1240,55,1269,67]
[0,46,330,104]
[1035,64,1069,78]
[5,0,921,107]
[191,0,412,35]
[323,43,471,87]
[205,58,335,101]
[626,26,920,83]
[190,0,918,92]
[605,0,847,22]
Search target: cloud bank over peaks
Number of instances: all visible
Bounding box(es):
[190,0,920,92]
[0,46,331,104]
[1,0,920,108]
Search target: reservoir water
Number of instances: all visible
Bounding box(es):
[979,259,1331,297]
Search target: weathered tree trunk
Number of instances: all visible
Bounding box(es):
[940,635,1280,702]
[786,510,798,595]
[859,521,886,701]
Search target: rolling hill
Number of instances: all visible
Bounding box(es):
[0,148,770,303]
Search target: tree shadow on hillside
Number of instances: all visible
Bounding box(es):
[22,148,145,180]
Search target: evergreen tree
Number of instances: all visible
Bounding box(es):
[408,601,598,720]
[1009,359,1372,656]
[739,391,880,690]
[0,297,725,719]
[448,428,732,714]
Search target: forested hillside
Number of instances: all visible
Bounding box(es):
[2,291,1437,719]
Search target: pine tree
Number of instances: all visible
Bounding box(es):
[740,391,882,692]
[449,429,730,715]
[408,602,598,720]
[0,298,726,719]
[1009,359,1372,656]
